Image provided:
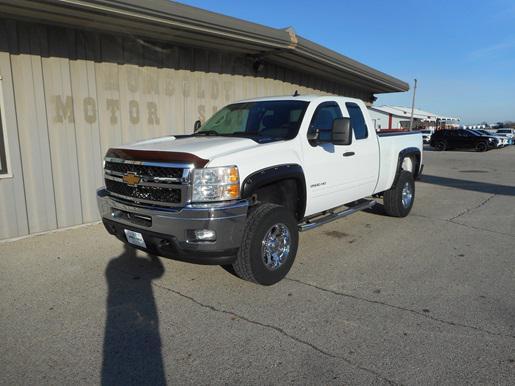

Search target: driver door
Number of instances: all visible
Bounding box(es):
[301,101,356,215]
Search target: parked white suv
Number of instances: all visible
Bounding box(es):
[97,95,423,285]
[420,129,433,143]
[496,128,514,143]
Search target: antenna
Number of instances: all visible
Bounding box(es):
[293,90,299,97]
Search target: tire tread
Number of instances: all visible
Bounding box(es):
[383,170,414,217]
[232,203,282,284]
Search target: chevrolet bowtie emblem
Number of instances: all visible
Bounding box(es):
[122,172,141,186]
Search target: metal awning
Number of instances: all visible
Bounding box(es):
[0,0,409,94]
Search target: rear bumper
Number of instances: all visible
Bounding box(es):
[97,189,249,265]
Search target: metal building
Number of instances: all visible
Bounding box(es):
[0,0,408,240]
[368,105,460,130]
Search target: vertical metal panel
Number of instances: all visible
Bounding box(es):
[182,70,195,133]
[161,46,183,134]
[162,68,185,135]
[119,37,142,144]
[143,66,162,139]
[69,32,103,223]
[119,64,144,143]
[10,24,57,234]
[41,27,83,228]
[95,35,123,155]
[0,21,29,239]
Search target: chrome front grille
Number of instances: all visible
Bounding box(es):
[104,161,184,180]
[104,157,192,207]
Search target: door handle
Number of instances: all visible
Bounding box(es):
[342,152,355,157]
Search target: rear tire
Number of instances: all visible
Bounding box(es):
[232,203,298,285]
[434,141,447,151]
[383,171,415,217]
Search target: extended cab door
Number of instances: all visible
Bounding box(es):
[301,100,379,216]
[341,101,380,200]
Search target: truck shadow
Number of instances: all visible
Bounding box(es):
[419,174,515,196]
[102,245,166,386]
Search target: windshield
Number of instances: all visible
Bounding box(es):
[198,100,309,141]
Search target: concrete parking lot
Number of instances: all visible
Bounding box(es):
[1,146,514,385]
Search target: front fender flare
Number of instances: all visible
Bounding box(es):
[241,164,307,219]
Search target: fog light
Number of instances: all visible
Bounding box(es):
[188,229,216,242]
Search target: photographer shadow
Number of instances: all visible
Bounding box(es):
[102,245,166,386]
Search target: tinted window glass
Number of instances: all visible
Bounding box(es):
[346,102,368,139]
[308,102,342,142]
[200,100,309,140]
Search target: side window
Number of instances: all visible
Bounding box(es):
[308,102,342,142]
[0,83,9,176]
[346,102,368,140]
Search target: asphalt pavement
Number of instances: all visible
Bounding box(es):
[1,146,514,385]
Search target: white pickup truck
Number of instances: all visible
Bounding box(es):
[97,95,423,285]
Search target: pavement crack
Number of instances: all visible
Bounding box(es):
[286,278,515,340]
[411,213,515,238]
[448,194,495,221]
[151,282,400,385]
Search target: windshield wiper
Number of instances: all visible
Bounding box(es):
[193,130,220,136]
[227,131,259,137]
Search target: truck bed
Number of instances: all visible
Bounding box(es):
[375,131,423,193]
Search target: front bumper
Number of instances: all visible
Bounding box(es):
[97,189,249,265]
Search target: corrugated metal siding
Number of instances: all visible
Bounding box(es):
[0,19,369,240]
[0,22,29,240]
[9,23,58,235]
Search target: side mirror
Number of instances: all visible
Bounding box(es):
[307,129,320,142]
[332,118,352,146]
[193,120,202,132]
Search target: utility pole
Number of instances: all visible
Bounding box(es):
[409,78,417,131]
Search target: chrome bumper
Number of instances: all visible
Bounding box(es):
[96,188,249,264]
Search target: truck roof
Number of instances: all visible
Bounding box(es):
[236,94,366,104]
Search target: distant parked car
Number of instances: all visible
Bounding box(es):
[473,130,507,147]
[420,129,433,143]
[430,129,498,151]
[495,128,514,145]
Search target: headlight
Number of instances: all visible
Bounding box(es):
[192,166,240,202]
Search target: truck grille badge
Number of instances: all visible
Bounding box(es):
[122,172,141,186]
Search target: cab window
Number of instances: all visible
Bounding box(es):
[346,102,368,140]
[308,102,342,142]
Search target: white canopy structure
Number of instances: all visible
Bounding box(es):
[368,105,460,130]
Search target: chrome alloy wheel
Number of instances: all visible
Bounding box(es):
[261,223,291,270]
[401,181,413,208]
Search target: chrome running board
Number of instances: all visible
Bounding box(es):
[298,199,376,232]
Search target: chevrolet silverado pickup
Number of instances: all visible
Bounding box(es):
[97,95,423,285]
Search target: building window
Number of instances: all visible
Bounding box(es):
[0,80,10,177]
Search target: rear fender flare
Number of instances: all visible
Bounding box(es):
[393,147,421,186]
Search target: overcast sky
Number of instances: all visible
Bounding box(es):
[180,0,515,124]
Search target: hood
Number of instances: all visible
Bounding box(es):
[117,135,260,165]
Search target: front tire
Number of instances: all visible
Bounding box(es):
[476,142,487,152]
[383,171,415,217]
[233,203,298,285]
